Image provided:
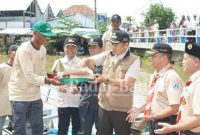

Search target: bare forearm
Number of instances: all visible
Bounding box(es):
[152,105,179,120]
[84,58,96,67]
[170,116,200,132]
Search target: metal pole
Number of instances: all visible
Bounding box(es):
[23,11,25,28]
[94,0,97,29]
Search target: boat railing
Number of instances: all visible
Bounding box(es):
[129,27,200,45]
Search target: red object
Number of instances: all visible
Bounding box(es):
[176,80,192,124]
[47,73,57,79]
[144,74,160,116]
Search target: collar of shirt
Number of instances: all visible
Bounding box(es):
[190,70,200,82]
[113,48,129,64]
[62,56,80,66]
[154,63,172,77]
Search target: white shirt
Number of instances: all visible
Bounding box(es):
[91,49,140,80]
[52,56,81,108]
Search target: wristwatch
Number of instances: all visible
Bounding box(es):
[105,77,109,84]
[150,115,154,121]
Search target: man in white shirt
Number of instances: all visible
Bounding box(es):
[52,38,81,135]
[0,45,18,135]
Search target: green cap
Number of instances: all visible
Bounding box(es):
[31,21,56,37]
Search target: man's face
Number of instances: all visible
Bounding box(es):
[151,53,166,69]
[64,45,77,59]
[9,49,17,60]
[34,31,50,45]
[182,53,199,74]
[111,42,128,55]
[88,45,102,56]
[111,20,121,30]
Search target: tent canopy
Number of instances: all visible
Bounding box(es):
[0,28,32,35]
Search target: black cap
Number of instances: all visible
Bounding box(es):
[110,30,129,44]
[185,42,200,58]
[88,37,103,48]
[8,44,18,52]
[146,43,173,55]
[63,38,77,46]
[111,14,121,21]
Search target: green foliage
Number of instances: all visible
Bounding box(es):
[96,21,108,34]
[45,16,80,55]
[57,16,80,36]
[142,4,176,30]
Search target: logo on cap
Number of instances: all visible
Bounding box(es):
[187,44,193,50]
[90,38,94,42]
[68,39,74,43]
[111,33,117,40]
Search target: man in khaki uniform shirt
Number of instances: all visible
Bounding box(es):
[9,21,60,135]
[102,14,121,51]
[155,43,200,135]
[127,43,183,135]
[0,45,18,135]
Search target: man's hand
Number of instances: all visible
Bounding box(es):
[94,74,107,83]
[70,85,80,94]
[75,59,87,69]
[45,77,61,86]
[154,122,174,134]
[59,85,67,93]
[126,107,140,123]
[134,115,150,127]
[89,74,106,84]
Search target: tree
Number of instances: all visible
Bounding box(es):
[45,16,80,55]
[96,21,108,34]
[142,3,176,30]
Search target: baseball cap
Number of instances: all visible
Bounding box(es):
[88,37,103,48]
[185,42,200,58]
[63,38,77,46]
[8,44,18,52]
[146,43,173,55]
[31,21,56,37]
[110,30,129,44]
[111,14,121,21]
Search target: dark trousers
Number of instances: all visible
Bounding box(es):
[181,130,200,135]
[58,107,80,135]
[98,107,131,135]
[149,115,178,135]
[187,30,196,43]
[11,99,43,135]
[78,97,99,135]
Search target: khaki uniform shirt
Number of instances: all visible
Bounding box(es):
[150,64,183,115]
[9,41,46,101]
[102,30,113,51]
[0,63,12,116]
[181,70,200,132]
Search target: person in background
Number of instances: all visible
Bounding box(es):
[77,30,140,135]
[154,43,200,135]
[9,21,60,135]
[52,38,81,135]
[190,15,199,43]
[78,37,103,135]
[127,43,183,135]
[170,21,177,42]
[0,45,18,135]
[102,14,121,51]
